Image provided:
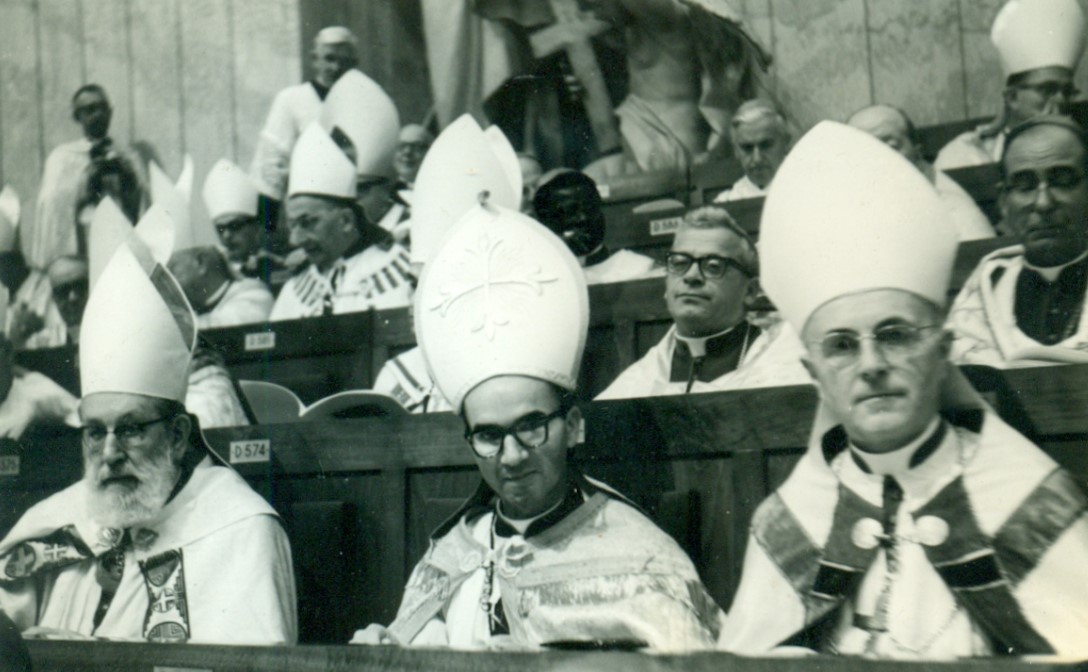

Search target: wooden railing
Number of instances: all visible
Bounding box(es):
[24,639,1088,671]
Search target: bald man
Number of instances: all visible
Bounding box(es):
[847,104,995,241]
[168,247,273,329]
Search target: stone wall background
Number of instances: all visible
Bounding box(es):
[738,0,1088,131]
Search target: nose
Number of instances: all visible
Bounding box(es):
[100,434,126,464]
[682,262,704,285]
[1033,181,1057,211]
[498,434,529,467]
[855,338,890,380]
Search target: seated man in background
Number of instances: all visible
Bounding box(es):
[713,99,790,203]
[722,122,1088,658]
[935,0,1085,170]
[202,159,289,285]
[46,255,89,346]
[270,124,413,320]
[848,104,996,241]
[533,170,660,285]
[392,124,433,189]
[0,237,296,644]
[948,116,1088,365]
[598,206,807,399]
[353,199,721,650]
[168,246,273,329]
[0,301,78,440]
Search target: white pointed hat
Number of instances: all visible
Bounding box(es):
[410,115,521,265]
[149,159,191,242]
[992,0,1087,76]
[0,185,20,252]
[88,197,134,290]
[320,70,401,180]
[80,234,196,402]
[202,158,260,221]
[416,199,588,411]
[287,123,358,200]
[760,121,956,334]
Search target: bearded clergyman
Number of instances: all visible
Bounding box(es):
[0,234,296,644]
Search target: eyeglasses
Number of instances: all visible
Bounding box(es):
[809,324,942,368]
[1004,166,1087,197]
[665,252,751,279]
[215,218,256,236]
[81,416,172,450]
[1015,81,1079,102]
[464,408,567,459]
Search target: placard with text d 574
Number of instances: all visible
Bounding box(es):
[229,439,271,464]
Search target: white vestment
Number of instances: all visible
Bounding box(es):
[270,244,413,321]
[712,175,767,203]
[0,456,297,644]
[196,279,274,330]
[249,83,324,200]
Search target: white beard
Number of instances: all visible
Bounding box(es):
[84,448,181,530]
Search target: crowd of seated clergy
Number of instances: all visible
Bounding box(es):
[3,0,1088,661]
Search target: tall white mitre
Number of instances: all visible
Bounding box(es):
[287,123,358,200]
[80,230,196,403]
[760,121,957,334]
[319,69,401,180]
[0,185,20,252]
[410,115,521,265]
[150,155,216,250]
[992,0,1087,76]
[202,158,259,221]
[416,198,588,411]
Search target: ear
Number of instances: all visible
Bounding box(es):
[564,405,583,448]
[800,355,820,384]
[743,276,762,308]
[997,183,1009,222]
[166,414,192,464]
[938,328,954,359]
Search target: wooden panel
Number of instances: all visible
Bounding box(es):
[129,0,183,174]
[82,0,134,146]
[0,0,44,212]
[27,639,1084,672]
[232,0,301,168]
[867,0,965,126]
[179,0,235,240]
[770,0,870,129]
[38,0,86,154]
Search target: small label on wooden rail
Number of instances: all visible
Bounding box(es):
[230,439,271,464]
[649,217,682,236]
[154,668,212,672]
[0,455,19,476]
[245,331,276,351]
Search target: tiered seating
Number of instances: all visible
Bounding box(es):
[5,364,1085,643]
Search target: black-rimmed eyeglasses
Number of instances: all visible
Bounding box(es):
[665,252,751,279]
[464,408,568,459]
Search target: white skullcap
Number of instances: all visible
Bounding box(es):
[760,121,956,334]
[992,0,1087,76]
[314,26,357,48]
[203,158,259,221]
[81,233,196,403]
[398,124,434,145]
[416,201,588,411]
[319,70,400,179]
[410,115,521,265]
[287,123,357,200]
[0,185,20,253]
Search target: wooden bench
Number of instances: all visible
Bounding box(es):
[5,363,1086,643]
[25,639,1087,671]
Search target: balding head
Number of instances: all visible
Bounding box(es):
[167,247,233,310]
[847,104,922,166]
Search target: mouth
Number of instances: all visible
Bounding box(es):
[99,474,139,489]
[502,471,537,485]
[854,390,906,405]
[674,293,709,302]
